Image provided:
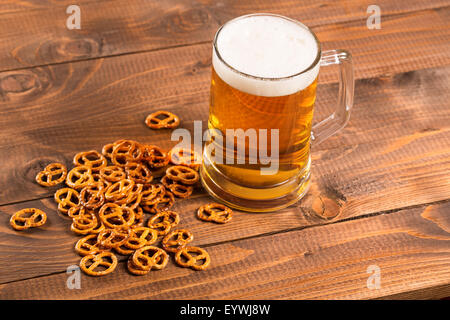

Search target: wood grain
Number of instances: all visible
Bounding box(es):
[1,202,449,299]
[0,0,448,71]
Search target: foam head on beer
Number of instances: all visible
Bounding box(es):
[213,14,320,97]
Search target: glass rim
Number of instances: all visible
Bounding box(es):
[213,13,322,82]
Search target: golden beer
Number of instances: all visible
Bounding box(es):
[200,14,354,212]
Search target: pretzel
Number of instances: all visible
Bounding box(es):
[100,165,126,182]
[197,203,233,224]
[104,179,135,202]
[54,188,80,214]
[10,208,47,231]
[80,251,118,276]
[73,150,107,171]
[99,203,135,229]
[91,173,110,189]
[97,228,130,249]
[79,183,105,210]
[71,212,98,235]
[147,210,179,235]
[110,140,143,166]
[174,246,210,271]
[115,227,158,255]
[132,246,168,271]
[127,256,150,275]
[140,183,166,205]
[66,165,94,189]
[142,145,170,168]
[166,165,199,185]
[145,110,180,129]
[161,175,193,198]
[162,229,194,253]
[101,140,127,160]
[125,162,153,184]
[141,190,175,214]
[35,163,67,187]
[75,234,102,256]
[168,147,201,170]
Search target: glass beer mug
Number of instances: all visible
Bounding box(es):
[200,13,354,212]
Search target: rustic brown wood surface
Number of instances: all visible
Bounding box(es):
[0,0,449,300]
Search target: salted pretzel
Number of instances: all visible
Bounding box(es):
[132,246,168,271]
[110,140,144,166]
[166,165,199,185]
[145,110,180,129]
[140,183,166,206]
[115,227,158,255]
[71,212,98,235]
[101,140,126,160]
[73,150,107,171]
[127,256,150,275]
[99,203,135,229]
[162,229,194,253]
[104,179,135,202]
[80,251,118,276]
[54,188,80,214]
[66,165,94,189]
[125,162,153,184]
[79,183,105,210]
[147,210,179,235]
[35,163,67,187]
[175,246,210,271]
[141,190,175,214]
[161,175,193,198]
[10,208,47,231]
[97,228,130,249]
[197,203,233,224]
[142,145,169,168]
[75,234,102,256]
[100,165,126,182]
[168,147,201,170]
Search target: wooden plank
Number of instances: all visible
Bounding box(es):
[1,202,449,299]
[0,0,448,71]
[0,66,449,283]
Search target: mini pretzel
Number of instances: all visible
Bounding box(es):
[100,165,126,182]
[35,163,67,187]
[140,183,166,206]
[71,213,98,235]
[104,179,135,202]
[125,227,158,250]
[127,256,150,275]
[174,246,210,271]
[142,145,170,168]
[101,140,127,160]
[79,183,105,210]
[54,188,80,214]
[110,140,143,166]
[75,234,102,256]
[197,203,233,224]
[147,210,179,235]
[125,162,153,184]
[97,228,130,249]
[73,150,107,171]
[166,165,199,185]
[141,190,175,214]
[10,208,47,231]
[132,246,168,271]
[168,147,201,170]
[162,229,194,252]
[66,165,94,189]
[145,110,180,129]
[99,203,135,229]
[80,251,118,276]
[161,175,193,198]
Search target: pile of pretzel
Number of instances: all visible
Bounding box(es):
[9,111,234,277]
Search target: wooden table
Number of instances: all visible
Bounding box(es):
[0,0,449,300]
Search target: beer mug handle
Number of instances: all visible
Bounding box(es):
[311,49,354,145]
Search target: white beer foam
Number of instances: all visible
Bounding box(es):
[213,15,320,97]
